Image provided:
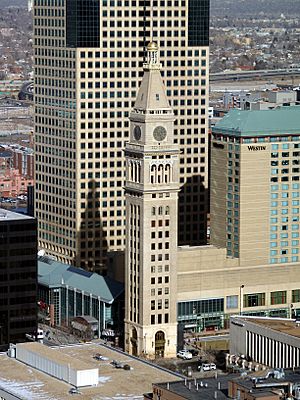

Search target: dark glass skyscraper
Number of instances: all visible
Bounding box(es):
[33,0,210,274]
[0,209,37,351]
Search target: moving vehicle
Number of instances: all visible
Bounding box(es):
[177,350,193,360]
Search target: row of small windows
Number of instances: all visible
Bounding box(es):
[150,164,172,185]
[151,276,169,284]
[214,136,300,145]
[151,299,169,310]
[151,287,169,295]
[271,151,300,158]
[271,200,300,206]
[34,0,64,6]
[80,49,206,59]
[150,314,169,325]
[151,206,170,216]
[151,265,169,273]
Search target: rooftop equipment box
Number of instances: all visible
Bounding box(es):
[15,342,98,387]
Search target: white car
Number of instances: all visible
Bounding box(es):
[198,363,217,371]
[177,350,193,360]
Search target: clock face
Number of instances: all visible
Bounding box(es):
[133,125,142,141]
[153,126,167,142]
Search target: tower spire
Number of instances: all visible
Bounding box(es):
[144,41,161,71]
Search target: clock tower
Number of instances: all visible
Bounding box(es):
[124,42,180,358]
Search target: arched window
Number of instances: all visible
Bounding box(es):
[150,164,156,184]
[128,160,132,181]
[165,164,171,183]
[165,206,170,215]
[158,164,163,184]
[158,206,163,215]
[151,207,156,216]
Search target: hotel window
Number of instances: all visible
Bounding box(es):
[292,289,300,303]
[292,256,299,262]
[271,290,287,305]
[226,295,238,309]
[270,258,277,264]
[244,293,265,308]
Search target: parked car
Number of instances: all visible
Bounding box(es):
[93,353,109,361]
[69,388,81,395]
[198,362,217,371]
[189,349,199,357]
[177,350,193,360]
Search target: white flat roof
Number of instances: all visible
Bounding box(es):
[0,208,34,221]
[0,342,181,399]
[16,342,92,371]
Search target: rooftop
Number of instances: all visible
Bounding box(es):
[154,370,300,400]
[154,375,232,400]
[239,316,300,339]
[38,256,124,304]
[0,342,181,399]
[212,106,300,137]
[0,207,34,221]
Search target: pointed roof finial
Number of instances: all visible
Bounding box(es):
[144,42,161,71]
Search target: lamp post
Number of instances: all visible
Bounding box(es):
[290,303,294,319]
[240,285,245,315]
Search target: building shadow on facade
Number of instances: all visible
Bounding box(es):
[74,179,108,275]
[178,175,208,246]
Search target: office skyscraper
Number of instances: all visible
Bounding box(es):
[33,0,209,274]
[0,209,37,351]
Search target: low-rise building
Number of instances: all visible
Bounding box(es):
[146,370,300,400]
[38,256,124,339]
[230,316,300,369]
[0,341,181,399]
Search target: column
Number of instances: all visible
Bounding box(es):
[98,297,101,339]
[82,291,84,315]
[74,289,76,317]
[66,285,69,326]
[103,302,106,330]
[58,288,61,326]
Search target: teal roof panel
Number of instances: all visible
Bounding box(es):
[38,257,124,304]
[212,106,300,137]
